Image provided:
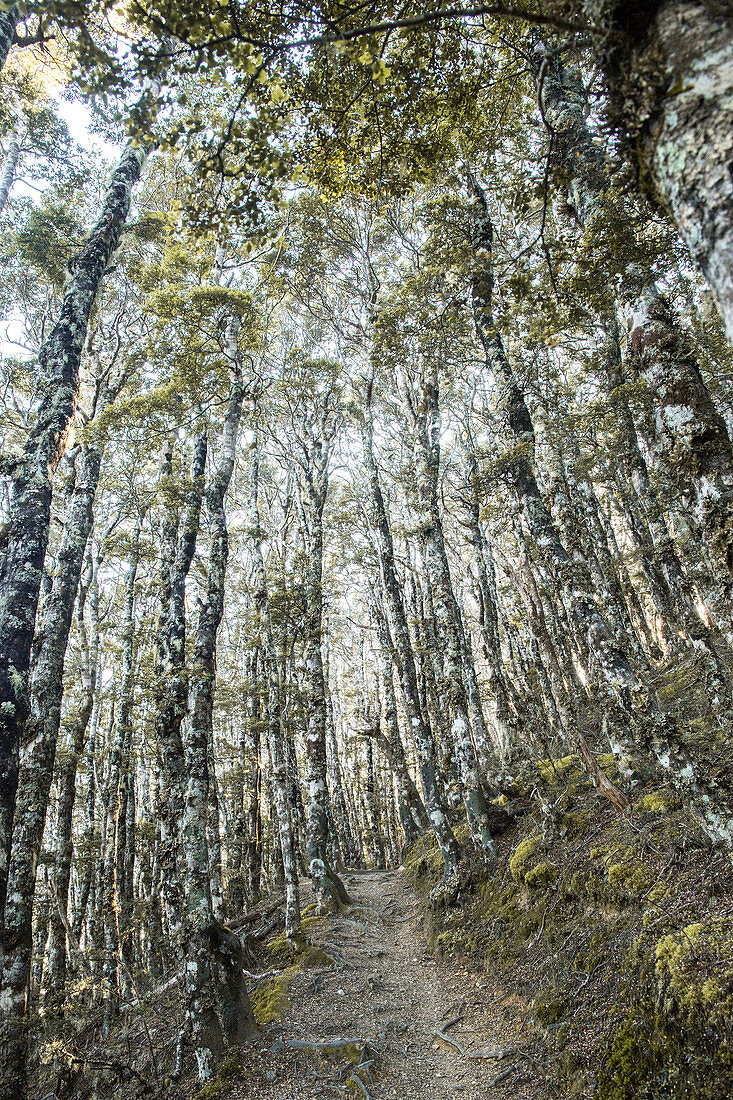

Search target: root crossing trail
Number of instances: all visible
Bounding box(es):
[240,869,543,1100]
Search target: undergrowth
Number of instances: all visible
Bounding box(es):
[404,754,733,1099]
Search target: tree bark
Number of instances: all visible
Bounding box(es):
[180,325,255,1080]
[249,430,303,942]
[0,129,20,214]
[295,396,350,913]
[359,379,461,880]
[603,2,733,346]
[0,136,148,936]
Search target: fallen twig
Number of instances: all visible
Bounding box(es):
[435,1030,515,1061]
[225,894,286,932]
[489,1064,518,1086]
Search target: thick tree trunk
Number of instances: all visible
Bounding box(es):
[0,137,148,935]
[0,6,17,73]
[625,285,733,582]
[0,441,103,1094]
[604,2,733,346]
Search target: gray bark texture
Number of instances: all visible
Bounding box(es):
[179,320,254,1080]
[249,427,303,943]
[359,379,461,881]
[0,136,147,943]
[603,2,733,346]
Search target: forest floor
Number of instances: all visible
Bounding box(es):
[190,868,547,1100]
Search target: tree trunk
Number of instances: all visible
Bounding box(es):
[399,363,498,858]
[44,542,99,1010]
[0,129,20,214]
[180,332,255,1080]
[358,380,461,881]
[0,136,149,937]
[625,285,733,582]
[0,6,17,73]
[101,519,142,1028]
[0,441,103,1094]
[153,432,207,941]
[604,2,733,346]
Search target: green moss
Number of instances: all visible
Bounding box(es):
[251,969,296,1024]
[607,861,652,896]
[525,861,559,888]
[265,916,322,961]
[197,1053,245,1098]
[537,754,576,783]
[533,991,567,1025]
[654,918,733,1028]
[597,913,733,1100]
[403,831,444,893]
[639,791,678,814]
[509,834,543,883]
[561,810,592,837]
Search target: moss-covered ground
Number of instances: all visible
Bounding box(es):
[404,755,733,1099]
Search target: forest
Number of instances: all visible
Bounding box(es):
[1,2,733,1098]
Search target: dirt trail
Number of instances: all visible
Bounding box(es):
[239,868,543,1100]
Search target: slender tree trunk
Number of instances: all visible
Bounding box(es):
[296,402,350,913]
[358,380,461,881]
[400,363,498,857]
[101,520,142,1028]
[153,433,207,941]
[0,129,20,214]
[242,649,262,907]
[180,332,255,1080]
[44,543,99,1010]
[369,590,430,843]
[249,436,302,940]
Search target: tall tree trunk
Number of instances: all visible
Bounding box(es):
[242,649,262,907]
[101,519,142,1028]
[153,432,207,941]
[44,542,99,1010]
[358,380,461,882]
[398,363,498,858]
[180,329,255,1080]
[249,431,302,942]
[0,136,149,936]
[0,129,20,214]
[0,441,103,1095]
[296,399,350,913]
